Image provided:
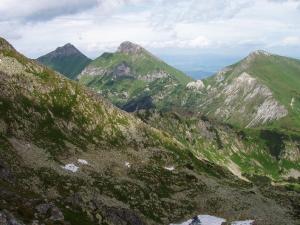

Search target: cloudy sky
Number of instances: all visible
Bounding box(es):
[1,0,300,73]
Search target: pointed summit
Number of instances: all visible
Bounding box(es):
[37,43,91,79]
[50,43,82,57]
[248,50,272,58]
[117,41,144,55]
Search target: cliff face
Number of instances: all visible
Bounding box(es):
[180,50,300,131]
[202,71,288,127]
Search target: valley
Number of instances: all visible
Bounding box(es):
[0,36,299,225]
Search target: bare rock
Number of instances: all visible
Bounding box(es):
[117,41,143,55]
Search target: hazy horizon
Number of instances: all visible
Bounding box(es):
[2,0,300,75]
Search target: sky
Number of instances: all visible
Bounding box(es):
[1,0,300,75]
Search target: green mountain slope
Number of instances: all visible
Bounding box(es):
[37,43,91,79]
[180,50,300,131]
[136,110,300,181]
[1,37,300,225]
[78,41,192,111]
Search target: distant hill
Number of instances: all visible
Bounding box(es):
[37,43,91,79]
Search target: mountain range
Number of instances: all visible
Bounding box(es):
[45,41,299,132]
[1,37,299,225]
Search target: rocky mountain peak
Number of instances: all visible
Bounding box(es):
[241,50,272,66]
[117,41,144,54]
[0,37,15,52]
[248,50,272,58]
[52,43,81,57]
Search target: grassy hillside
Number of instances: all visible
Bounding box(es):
[245,54,300,130]
[136,110,300,181]
[184,51,300,131]
[1,37,300,225]
[78,42,192,111]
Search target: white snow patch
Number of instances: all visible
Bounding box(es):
[164,166,175,171]
[170,215,254,225]
[186,80,205,90]
[62,164,79,173]
[170,215,225,225]
[125,162,131,168]
[78,159,88,165]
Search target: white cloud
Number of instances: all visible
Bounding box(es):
[0,0,146,22]
[145,36,211,49]
[150,0,253,30]
[282,36,300,46]
[0,0,97,21]
[0,0,299,61]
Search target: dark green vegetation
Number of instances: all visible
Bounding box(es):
[0,37,300,225]
[37,43,91,80]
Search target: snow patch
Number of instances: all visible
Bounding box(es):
[170,215,254,225]
[164,166,175,171]
[78,159,88,165]
[125,162,131,168]
[62,164,79,173]
[186,80,205,90]
[170,215,225,225]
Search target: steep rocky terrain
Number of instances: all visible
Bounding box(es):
[77,43,300,132]
[185,50,300,131]
[78,41,192,111]
[37,43,91,80]
[1,37,300,225]
[136,110,300,181]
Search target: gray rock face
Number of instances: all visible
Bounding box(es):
[113,62,131,77]
[117,41,144,55]
[0,210,24,225]
[46,43,81,58]
[0,160,14,183]
[138,71,169,82]
[78,66,107,79]
[36,203,64,221]
[208,72,288,127]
